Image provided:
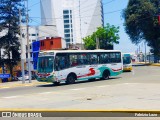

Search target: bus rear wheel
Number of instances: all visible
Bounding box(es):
[66,74,76,84]
[102,70,110,80]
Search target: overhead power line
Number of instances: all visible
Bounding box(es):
[28,0,117,25]
[30,8,124,20]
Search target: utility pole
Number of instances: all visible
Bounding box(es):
[79,0,83,50]
[26,0,32,83]
[19,9,25,83]
[145,41,147,63]
[101,0,104,27]
[96,36,99,49]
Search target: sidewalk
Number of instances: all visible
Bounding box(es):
[135,62,160,66]
[0,80,50,89]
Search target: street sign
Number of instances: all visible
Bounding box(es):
[0,74,11,78]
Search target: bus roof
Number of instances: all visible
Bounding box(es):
[39,49,121,54]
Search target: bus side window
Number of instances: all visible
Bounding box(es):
[55,53,69,70]
[99,53,104,64]
[90,54,98,64]
[70,54,78,67]
[55,57,60,71]
[105,53,110,63]
[110,53,115,63]
[59,57,65,69]
[72,59,78,66]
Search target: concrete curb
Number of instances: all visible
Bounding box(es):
[0,81,50,89]
[149,64,160,66]
[133,62,160,67]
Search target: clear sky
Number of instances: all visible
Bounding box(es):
[28,0,150,54]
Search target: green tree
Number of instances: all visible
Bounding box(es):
[123,0,160,59]
[0,0,26,78]
[83,23,120,50]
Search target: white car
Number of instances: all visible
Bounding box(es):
[17,75,29,81]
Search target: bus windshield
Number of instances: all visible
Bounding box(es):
[123,56,131,65]
[37,56,54,73]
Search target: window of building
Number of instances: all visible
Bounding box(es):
[64,20,70,24]
[63,15,69,19]
[65,34,70,38]
[50,41,53,45]
[41,41,44,46]
[22,33,25,38]
[63,10,69,14]
[64,25,70,28]
[26,45,28,50]
[32,34,36,36]
[64,29,70,33]
[33,53,36,58]
[65,38,70,42]
[26,53,28,58]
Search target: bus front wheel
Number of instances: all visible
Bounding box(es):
[66,74,76,84]
[102,70,110,80]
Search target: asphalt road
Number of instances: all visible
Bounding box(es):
[0,66,160,110]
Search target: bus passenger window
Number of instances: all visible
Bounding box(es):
[72,60,78,66]
[55,57,60,71]
[90,54,98,64]
[59,57,65,69]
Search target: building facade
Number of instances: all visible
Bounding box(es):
[40,0,104,48]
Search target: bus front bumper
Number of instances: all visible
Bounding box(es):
[36,75,56,83]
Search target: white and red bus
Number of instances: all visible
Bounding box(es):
[36,50,123,85]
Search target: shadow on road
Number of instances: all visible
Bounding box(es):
[36,77,122,88]
[123,71,132,73]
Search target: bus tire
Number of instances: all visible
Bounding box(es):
[66,74,76,84]
[88,78,95,81]
[102,70,110,80]
[53,82,60,86]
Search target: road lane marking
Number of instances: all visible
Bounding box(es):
[69,88,86,91]
[3,96,20,99]
[38,92,52,94]
[96,85,110,88]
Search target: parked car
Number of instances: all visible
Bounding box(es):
[17,75,29,81]
[17,75,36,81]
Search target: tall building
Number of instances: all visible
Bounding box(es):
[40,0,104,48]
